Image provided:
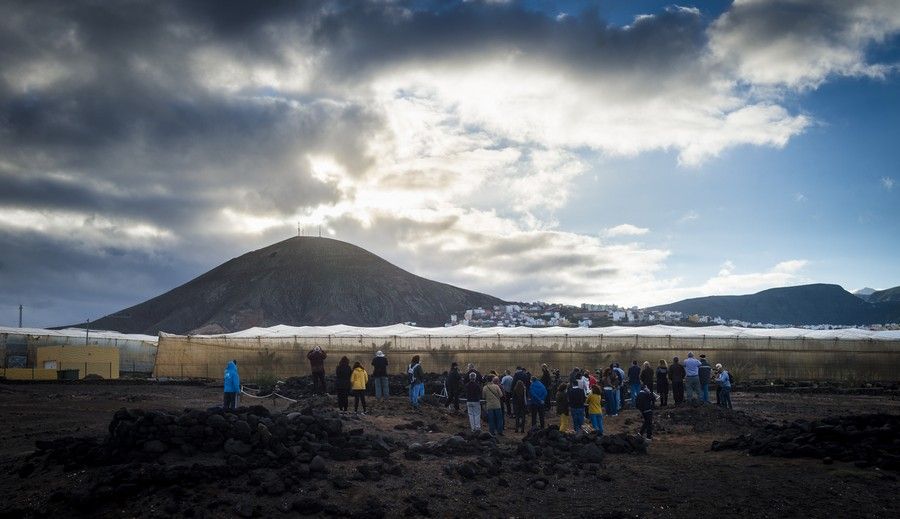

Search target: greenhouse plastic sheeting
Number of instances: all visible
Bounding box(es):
[154,324,900,382]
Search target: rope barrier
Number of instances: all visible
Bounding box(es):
[240,385,299,403]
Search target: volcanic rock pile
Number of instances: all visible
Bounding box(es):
[405,430,499,460]
[35,404,400,470]
[711,413,900,470]
[520,427,648,461]
[655,403,766,434]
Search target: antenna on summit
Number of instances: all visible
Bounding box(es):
[318,225,322,238]
[297,222,301,237]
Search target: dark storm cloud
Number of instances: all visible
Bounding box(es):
[0,0,709,221]
[0,0,379,325]
[0,228,183,327]
[306,2,708,88]
[708,0,900,87]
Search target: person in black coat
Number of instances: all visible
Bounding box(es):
[512,366,531,395]
[635,384,655,440]
[656,360,670,407]
[640,361,654,392]
[669,357,686,406]
[465,363,482,384]
[446,362,462,412]
[334,356,352,412]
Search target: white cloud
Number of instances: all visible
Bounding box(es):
[604,224,650,237]
[0,207,175,249]
[772,259,809,273]
[718,260,736,276]
[882,176,895,190]
[369,61,808,168]
[679,210,700,223]
[795,193,807,202]
[317,208,672,306]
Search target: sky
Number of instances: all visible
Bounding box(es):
[0,0,898,328]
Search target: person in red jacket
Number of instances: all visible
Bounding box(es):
[307,346,328,394]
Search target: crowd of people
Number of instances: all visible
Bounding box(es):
[222,348,735,440]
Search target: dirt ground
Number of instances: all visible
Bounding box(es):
[0,381,898,518]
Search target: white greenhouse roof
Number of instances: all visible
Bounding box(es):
[0,326,158,343]
[167,324,900,341]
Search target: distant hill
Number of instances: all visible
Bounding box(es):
[869,286,900,304]
[649,283,900,325]
[853,287,877,301]
[77,237,506,335]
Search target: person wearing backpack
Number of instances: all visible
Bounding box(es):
[567,382,587,431]
[465,363,482,385]
[407,355,425,410]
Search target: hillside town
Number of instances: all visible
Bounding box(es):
[446,303,900,331]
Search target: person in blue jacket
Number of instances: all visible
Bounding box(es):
[528,374,547,429]
[224,360,240,410]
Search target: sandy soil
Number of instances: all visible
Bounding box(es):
[0,382,898,518]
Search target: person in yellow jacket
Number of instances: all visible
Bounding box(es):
[351,361,369,414]
[587,385,604,434]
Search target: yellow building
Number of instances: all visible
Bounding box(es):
[0,368,57,380]
[35,345,120,379]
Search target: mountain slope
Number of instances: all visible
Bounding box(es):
[648,283,899,325]
[80,237,506,334]
[869,286,900,303]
